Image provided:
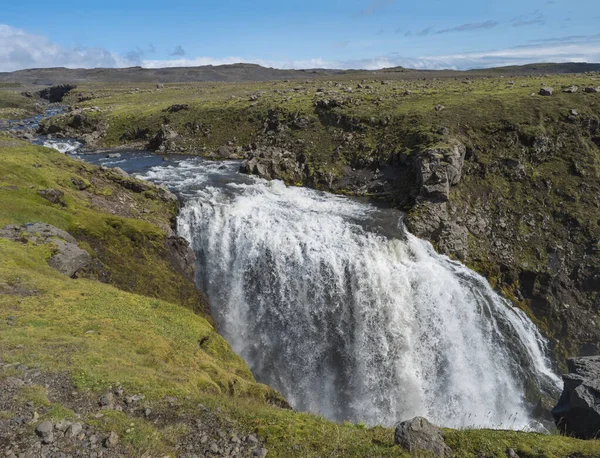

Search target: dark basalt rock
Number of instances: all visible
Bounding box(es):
[37,85,77,103]
[552,356,600,439]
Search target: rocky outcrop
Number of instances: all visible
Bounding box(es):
[0,223,92,278]
[37,109,107,147]
[148,124,179,152]
[240,146,306,182]
[552,356,600,439]
[38,188,67,207]
[407,141,469,258]
[165,235,197,281]
[37,85,77,103]
[394,417,451,457]
[414,142,466,203]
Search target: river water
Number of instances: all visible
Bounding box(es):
[3,114,562,430]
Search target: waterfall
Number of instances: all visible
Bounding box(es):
[141,159,561,429]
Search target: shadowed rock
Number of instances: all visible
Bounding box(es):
[37,85,77,103]
[552,356,600,439]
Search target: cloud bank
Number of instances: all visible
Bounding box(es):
[0,24,127,72]
[1,23,599,74]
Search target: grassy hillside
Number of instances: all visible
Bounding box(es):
[0,90,43,119]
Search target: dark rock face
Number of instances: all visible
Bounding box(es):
[394,417,451,457]
[148,124,179,152]
[240,146,306,182]
[165,235,197,281]
[164,104,189,113]
[552,356,600,439]
[0,223,92,278]
[37,85,77,103]
[407,142,469,259]
[415,142,466,203]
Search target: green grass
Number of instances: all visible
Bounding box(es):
[0,135,208,314]
[0,90,41,119]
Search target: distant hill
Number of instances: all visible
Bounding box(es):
[0,62,599,86]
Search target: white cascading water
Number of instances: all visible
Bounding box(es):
[141,159,561,430]
[42,139,82,154]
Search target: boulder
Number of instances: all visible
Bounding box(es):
[552,356,600,439]
[584,87,600,94]
[47,239,93,277]
[539,87,554,96]
[38,188,66,206]
[35,421,54,444]
[240,146,305,182]
[0,223,91,278]
[563,86,579,93]
[394,417,451,457]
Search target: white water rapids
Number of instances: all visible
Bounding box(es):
[139,158,561,430]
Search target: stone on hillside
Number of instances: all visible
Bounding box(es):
[563,86,579,93]
[254,448,268,458]
[100,392,115,407]
[0,223,91,277]
[55,419,72,432]
[394,417,451,457]
[105,431,119,448]
[66,422,83,438]
[539,87,554,96]
[552,356,600,439]
[38,188,66,206]
[47,240,92,277]
[35,421,54,444]
[434,104,445,111]
[584,87,600,93]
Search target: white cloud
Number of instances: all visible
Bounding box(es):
[0,24,127,72]
[142,43,600,71]
[1,23,599,74]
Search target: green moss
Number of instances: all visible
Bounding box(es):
[18,385,51,407]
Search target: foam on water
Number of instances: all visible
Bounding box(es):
[42,139,82,154]
[140,159,561,429]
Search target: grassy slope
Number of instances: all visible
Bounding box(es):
[0,88,42,119]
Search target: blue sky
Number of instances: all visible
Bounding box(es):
[1,0,599,71]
